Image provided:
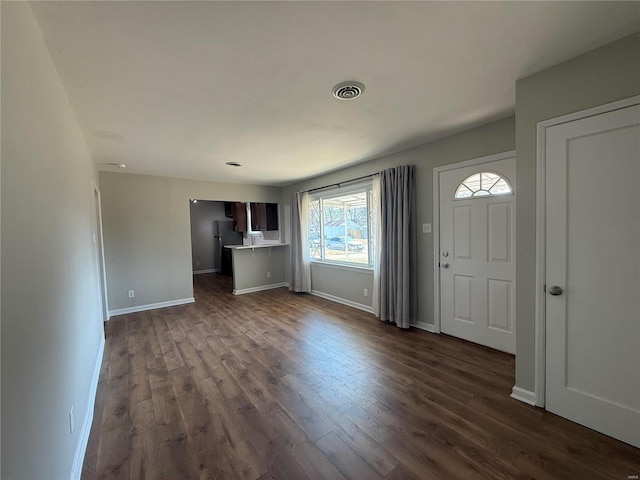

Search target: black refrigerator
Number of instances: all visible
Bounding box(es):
[214,220,242,276]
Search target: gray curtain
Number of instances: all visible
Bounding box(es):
[290,191,311,292]
[378,165,417,328]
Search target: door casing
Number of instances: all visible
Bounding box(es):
[92,182,109,322]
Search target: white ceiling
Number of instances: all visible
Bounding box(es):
[30,1,640,186]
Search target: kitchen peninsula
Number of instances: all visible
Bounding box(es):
[225,243,289,295]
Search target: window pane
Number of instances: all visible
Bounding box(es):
[463,173,481,192]
[454,184,474,198]
[472,190,491,197]
[323,192,369,264]
[309,184,373,268]
[308,198,321,259]
[489,178,511,195]
[481,172,500,189]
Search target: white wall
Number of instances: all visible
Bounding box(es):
[1,3,105,478]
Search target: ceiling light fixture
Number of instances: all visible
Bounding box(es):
[332,81,365,100]
[226,162,242,167]
[105,162,126,169]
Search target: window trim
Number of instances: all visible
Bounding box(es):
[309,259,374,274]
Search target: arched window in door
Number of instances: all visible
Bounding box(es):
[454,172,512,199]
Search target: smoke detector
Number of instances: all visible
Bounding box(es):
[332,81,365,100]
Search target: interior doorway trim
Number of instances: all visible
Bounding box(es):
[534,95,640,408]
[92,181,110,322]
[432,150,516,333]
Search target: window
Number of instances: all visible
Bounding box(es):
[454,172,512,199]
[308,182,374,267]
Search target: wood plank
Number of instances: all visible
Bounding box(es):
[197,378,267,480]
[129,398,161,480]
[267,411,348,480]
[281,374,398,476]
[152,314,185,372]
[315,432,384,480]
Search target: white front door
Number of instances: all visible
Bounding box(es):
[438,155,516,354]
[545,104,640,447]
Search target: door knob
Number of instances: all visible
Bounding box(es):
[442,251,449,257]
[548,285,563,296]
[441,262,449,269]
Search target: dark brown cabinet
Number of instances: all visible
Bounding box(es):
[250,202,278,231]
[224,202,235,218]
[231,202,247,232]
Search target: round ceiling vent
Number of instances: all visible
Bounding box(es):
[332,81,365,100]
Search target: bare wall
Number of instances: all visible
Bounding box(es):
[514,31,640,392]
[282,116,516,326]
[99,172,281,311]
[1,3,105,478]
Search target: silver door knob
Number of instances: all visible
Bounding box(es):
[548,285,563,296]
[441,262,449,269]
[442,251,449,257]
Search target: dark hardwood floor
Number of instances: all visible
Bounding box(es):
[82,273,639,479]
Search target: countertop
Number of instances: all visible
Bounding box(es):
[224,243,290,250]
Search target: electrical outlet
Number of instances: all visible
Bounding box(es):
[422,223,432,234]
[266,271,271,278]
[128,290,135,298]
[69,406,75,434]
[196,260,200,266]
[364,288,368,297]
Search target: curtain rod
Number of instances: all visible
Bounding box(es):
[305,172,376,194]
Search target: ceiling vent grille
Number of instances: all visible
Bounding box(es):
[332,81,365,100]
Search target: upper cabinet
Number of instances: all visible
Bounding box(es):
[231,202,247,232]
[230,202,279,232]
[224,202,235,218]
[250,202,278,231]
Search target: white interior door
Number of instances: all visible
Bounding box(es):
[545,104,640,447]
[439,156,516,354]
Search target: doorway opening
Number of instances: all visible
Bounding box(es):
[189,200,242,277]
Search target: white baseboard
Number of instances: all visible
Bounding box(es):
[193,268,218,274]
[310,290,374,314]
[233,282,289,295]
[108,297,195,317]
[412,321,437,333]
[70,335,105,480]
[510,386,537,406]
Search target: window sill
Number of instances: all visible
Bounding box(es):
[310,261,374,274]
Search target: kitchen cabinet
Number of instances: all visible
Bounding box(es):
[224,202,235,218]
[250,202,278,231]
[232,202,247,232]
